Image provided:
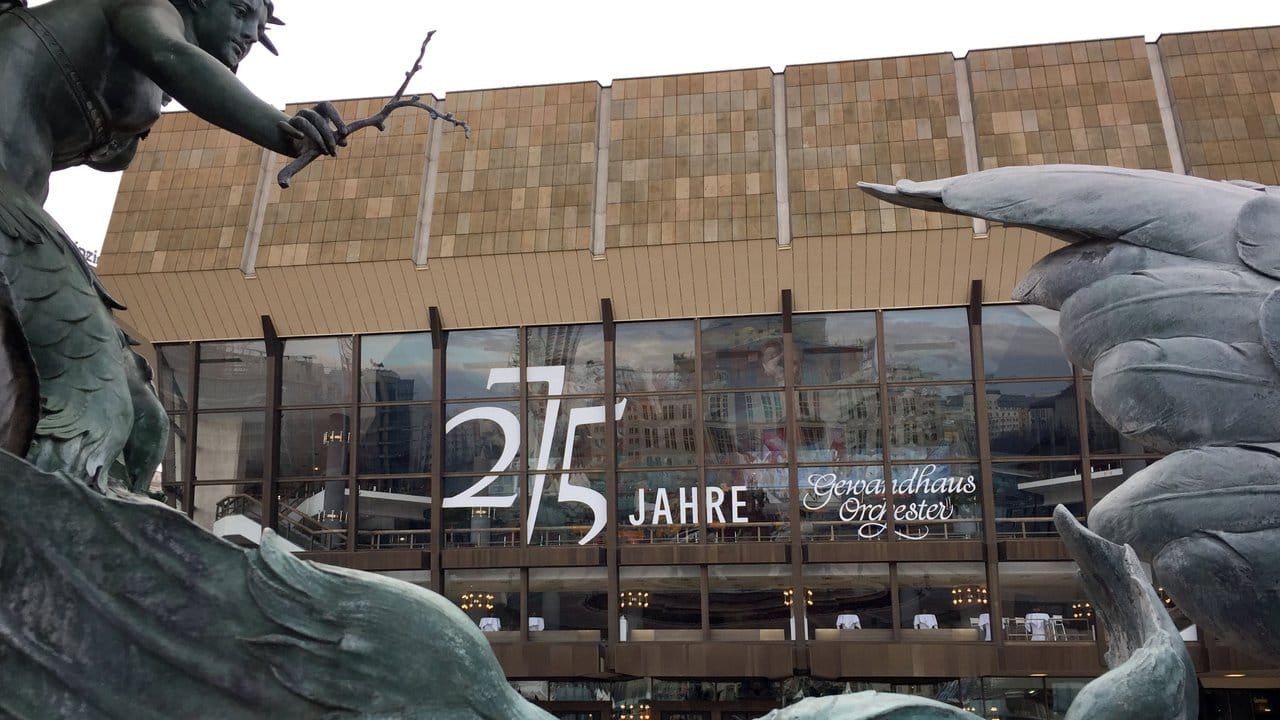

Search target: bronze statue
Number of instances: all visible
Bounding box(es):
[0,0,344,488]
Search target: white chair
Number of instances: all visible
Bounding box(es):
[478,616,501,633]
[528,616,546,632]
[977,613,991,641]
[1025,612,1050,641]
[836,613,862,630]
[913,613,939,629]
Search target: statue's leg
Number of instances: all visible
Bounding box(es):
[0,271,38,455]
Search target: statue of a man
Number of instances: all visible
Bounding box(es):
[0,0,344,487]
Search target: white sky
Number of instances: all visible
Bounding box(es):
[36,0,1280,255]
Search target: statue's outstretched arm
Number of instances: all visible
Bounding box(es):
[106,0,341,157]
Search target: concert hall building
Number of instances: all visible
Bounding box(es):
[97,25,1280,720]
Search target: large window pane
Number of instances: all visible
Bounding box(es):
[704,391,787,464]
[360,332,433,402]
[442,475,520,547]
[195,411,264,481]
[162,414,187,487]
[891,462,982,541]
[616,320,696,393]
[526,325,605,395]
[197,341,266,409]
[279,408,351,477]
[887,385,977,459]
[527,398,609,470]
[794,311,879,386]
[358,405,432,475]
[799,465,887,542]
[192,482,262,537]
[897,562,989,640]
[701,316,786,388]
[796,388,882,462]
[986,381,1080,457]
[806,563,893,639]
[882,308,971,382]
[617,395,697,468]
[999,562,1095,642]
[446,569,521,634]
[618,471,700,544]
[444,402,522,473]
[356,478,429,550]
[281,337,351,406]
[620,566,702,636]
[529,473,606,546]
[157,344,192,412]
[993,461,1085,539]
[706,468,789,543]
[445,328,519,400]
[277,480,349,552]
[983,305,1070,379]
[529,567,608,639]
[708,564,792,638]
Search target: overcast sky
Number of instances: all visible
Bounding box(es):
[35,0,1280,255]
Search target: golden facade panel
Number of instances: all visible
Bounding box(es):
[1160,27,1280,183]
[785,54,968,237]
[607,69,777,247]
[968,37,1173,171]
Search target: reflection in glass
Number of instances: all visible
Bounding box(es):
[442,475,520,547]
[361,332,432,402]
[356,478,429,550]
[527,398,609,470]
[805,563,893,638]
[891,462,982,541]
[708,564,792,637]
[160,483,187,513]
[620,566,701,635]
[701,316,786,388]
[983,305,1070,379]
[195,411,264,481]
[526,325,605,395]
[882,308,971,382]
[358,405,432,475]
[886,385,976,459]
[999,562,1094,642]
[897,562,989,640]
[446,568,521,633]
[444,402,521,473]
[992,462,1085,538]
[983,678,1053,719]
[277,480,349,551]
[162,414,187,487]
[793,312,878,386]
[704,391,787,464]
[798,465,886,542]
[192,482,262,536]
[617,395,697,468]
[197,341,267,409]
[157,344,192,411]
[281,336,352,406]
[617,471,699,544]
[706,469,789,542]
[529,567,608,638]
[445,328,519,399]
[529,474,605,546]
[279,408,351,477]
[985,381,1080,457]
[616,320,696,392]
[795,388,881,462]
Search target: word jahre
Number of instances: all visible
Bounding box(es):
[627,485,750,527]
[801,464,977,540]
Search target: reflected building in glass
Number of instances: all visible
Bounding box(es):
[104,23,1280,720]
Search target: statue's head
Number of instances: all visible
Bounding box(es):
[178,0,284,69]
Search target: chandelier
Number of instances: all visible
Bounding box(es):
[460,592,494,611]
[616,702,651,720]
[782,589,813,607]
[620,590,650,609]
[951,585,988,607]
[1156,587,1176,609]
[1071,601,1093,620]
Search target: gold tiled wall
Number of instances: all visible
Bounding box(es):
[1160,28,1280,183]
[785,54,967,237]
[100,112,262,274]
[606,69,777,247]
[429,82,598,256]
[257,97,432,267]
[969,38,1172,170]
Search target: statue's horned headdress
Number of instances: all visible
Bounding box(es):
[259,1,284,56]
